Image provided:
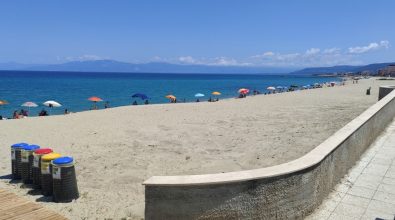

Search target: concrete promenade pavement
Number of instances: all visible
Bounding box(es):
[306,120,395,220]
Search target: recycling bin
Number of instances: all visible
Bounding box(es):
[52,157,79,202]
[40,153,61,196]
[32,148,53,188]
[21,144,40,184]
[11,142,29,180]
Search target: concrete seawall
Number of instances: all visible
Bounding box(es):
[378,85,395,100]
[143,88,395,220]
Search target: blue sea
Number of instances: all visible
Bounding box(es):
[0,71,339,118]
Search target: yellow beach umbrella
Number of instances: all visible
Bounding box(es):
[212,91,221,95]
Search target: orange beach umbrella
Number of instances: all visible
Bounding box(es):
[212,91,221,95]
[88,96,103,102]
[0,100,9,105]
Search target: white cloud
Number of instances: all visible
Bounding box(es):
[213,57,240,66]
[250,51,275,59]
[178,56,197,64]
[323,48,341,54]
[65,54,107,61]
[250,47,353,67]
[305,48,320,55]
[148,40,389,67]
[348,40,389,54]
[263,51,274,56]
[175,56,250,66]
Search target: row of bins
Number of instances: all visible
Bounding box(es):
[10,142,79,203]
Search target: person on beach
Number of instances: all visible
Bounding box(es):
[39,109,48,116]
[104,101,110,108]
[132,101,138,105]
[13,111,19,119]
[144,100,149,105]
[196,99,200,102]
[64,109,70,114]
[21,109,28,117]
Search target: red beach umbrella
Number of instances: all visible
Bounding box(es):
[238,88,249,94]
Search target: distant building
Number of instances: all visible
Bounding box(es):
[378,64,395,76]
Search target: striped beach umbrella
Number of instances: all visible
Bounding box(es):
[22,102,38,108]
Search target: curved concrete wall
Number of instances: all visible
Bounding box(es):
[143,89,395,220]
[379,85,395,100]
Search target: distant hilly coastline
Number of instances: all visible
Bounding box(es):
[0,60,394,75]
[290,62,395,75]
[0,60,294,74]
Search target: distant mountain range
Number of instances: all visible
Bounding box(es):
[0,60,394,75]
[0,60,294,74]
[290,62,395,75]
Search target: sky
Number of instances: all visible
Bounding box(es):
[0,0,394,67]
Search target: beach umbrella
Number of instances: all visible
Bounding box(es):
[165,95,176,100]
[43,100,62,107]
[267,86,276,90]
[21,102,38,108]
[212,91,221,96]
[194,93,205,98]
[290,85,299,88]
[238,88,249,94]
[276,86,283,90]
[88,96,103,102]
[22,102,38,112]
[43,100,61,114]
[88,96,103,110]
[0,100,9,105]
[132,93,149,100]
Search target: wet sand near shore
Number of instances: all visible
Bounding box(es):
[0,77,393,219]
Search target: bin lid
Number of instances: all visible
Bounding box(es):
[34,148,53,155]
[23,145,40,151]
[11,143,29,148]
[41,153,62,161]
[53,157,73,165]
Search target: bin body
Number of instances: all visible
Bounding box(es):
[40,153,61,196]
[32,148,53,188]
[52,157,79,202]
[11,143,28,180]
[21,145,40,184]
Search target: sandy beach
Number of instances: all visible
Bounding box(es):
[0,77,394,219]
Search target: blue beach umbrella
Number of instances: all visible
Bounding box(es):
[194,93,205,98]
[132,93,149,100]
